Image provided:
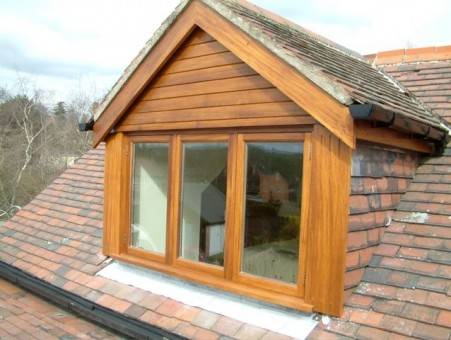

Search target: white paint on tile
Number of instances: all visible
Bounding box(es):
[399,212,429,223]
[98,261,318,339]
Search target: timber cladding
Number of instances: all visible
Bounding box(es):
[116,28,315,132]
[102,16,353,317]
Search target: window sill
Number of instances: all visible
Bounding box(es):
[111,253,313,313]
[98,260,318,339]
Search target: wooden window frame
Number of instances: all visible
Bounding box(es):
[104,125,352,316]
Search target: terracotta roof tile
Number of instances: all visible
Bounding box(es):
[0,144,286,339]
[315,52,451,336]
[210,1,446,131]
[373,55,451,124]
[95,0,446,137]
[0,278,118,339]
[317,144,451,338]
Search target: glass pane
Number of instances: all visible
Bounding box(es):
[180,142,228,266]
[131,143,169,254]
[242,142,303,283]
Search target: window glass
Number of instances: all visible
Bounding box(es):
[242,142,303,283]
[131,143,169,254]
[180,142,228,266]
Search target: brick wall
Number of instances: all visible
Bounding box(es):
[345,143,420,298]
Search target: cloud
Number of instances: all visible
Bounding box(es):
[253,0,451,54]
[0,37,118,78]
[0,0,449,101]
[0,0,179,100]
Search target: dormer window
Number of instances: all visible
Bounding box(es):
[98,13,441,315]
[101,23,355,316]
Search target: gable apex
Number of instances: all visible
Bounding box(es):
[93,0,446,148]
[93,0,355,148]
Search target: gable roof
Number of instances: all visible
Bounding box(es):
[93,0,447,148]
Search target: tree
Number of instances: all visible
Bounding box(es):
[0,79,96,214]
[53,101,67,116]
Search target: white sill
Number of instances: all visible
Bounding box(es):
[97,261,317,339]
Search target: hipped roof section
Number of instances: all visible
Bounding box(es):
[94,0,446,143]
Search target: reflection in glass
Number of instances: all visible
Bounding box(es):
[180,143,228,266]
[131,143,169,254]
[242,142,303,283]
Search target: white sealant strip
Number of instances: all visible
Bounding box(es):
[98,261,318,339]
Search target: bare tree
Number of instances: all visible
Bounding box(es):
[0,77,96,214]
[9,90,50,206]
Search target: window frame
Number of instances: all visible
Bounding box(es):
[173,133,233,278]
[114,130,313,312]
[126,134,172,265]
[232,133,309,298]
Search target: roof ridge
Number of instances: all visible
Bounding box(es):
[366,45,451,66]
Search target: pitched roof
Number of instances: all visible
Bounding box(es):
[367,46,451,125]
[0,146,295,339]
[0,277,118,339]
[312,51,451,339]
[94,0,446,141]
[312,142,451,339]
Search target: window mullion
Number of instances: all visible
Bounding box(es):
[227,133,246,282]
[166,134,182,265]
[224,134,237,280]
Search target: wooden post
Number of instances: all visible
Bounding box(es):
[304,125,352,316]
[103,132,130,256]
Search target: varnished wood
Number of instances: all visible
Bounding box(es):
[115,252,313,313]
[183,28,215,46]
[224,133,238,281]
[106,129,319,313]
[115,32,311,133]
[167,135,181,265]
[175,40,228,60]
[124,126,314,137]
[122,102,308,126]
[98,1,356,315]
[127,135,172,262]
[164,52,242,74]
[92,4,198,146]
[303,125,352,316]
[193,2,355,148]
[174,258,224,278]
[116,33,314,132]
[356,121,433,153]
[134,88,290,113]
[231,133,245,282]
[117,116,315,133]
[297,134,312,297]
[174,133,231,277]
[141,75,272,101]
[232,132,307,297]
[153,63,257,88]
[128,247,165,264]
[93,1,354,147]
[103,132,130,256]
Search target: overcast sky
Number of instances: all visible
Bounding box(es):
[1,0,450,102]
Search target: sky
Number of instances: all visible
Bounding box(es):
[0,0,450,103]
